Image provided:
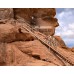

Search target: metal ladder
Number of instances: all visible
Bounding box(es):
[17,21,74,65]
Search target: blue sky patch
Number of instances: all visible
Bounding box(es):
[55,8,74,48]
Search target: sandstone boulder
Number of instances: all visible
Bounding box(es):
[0,23,34,43]
[54,36,67,48]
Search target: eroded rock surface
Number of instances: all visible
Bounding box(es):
[0,8,73,66]
[54,36,67,48]
[0,8,13,24]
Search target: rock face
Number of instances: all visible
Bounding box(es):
[0,8,73,66]
[2,40,64,66]
[13,8,56,21]
[0,9,13,23]
[0,23,35,43]
[13,8,59,36]
[54,36,67,48]
[0,8,14,24]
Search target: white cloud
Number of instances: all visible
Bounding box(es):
[68,23,74,30]
[58,12,65,18]
[58,11,72,19]
[56,23,74,38]
[55,8,74,47]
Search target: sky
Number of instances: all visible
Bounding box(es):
[55,8,74,48]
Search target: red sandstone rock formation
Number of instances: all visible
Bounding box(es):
[0,8,73,66]
[0,8,13,19]
[54,36,67,48]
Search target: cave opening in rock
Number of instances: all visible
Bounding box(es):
[32,55,41,60]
